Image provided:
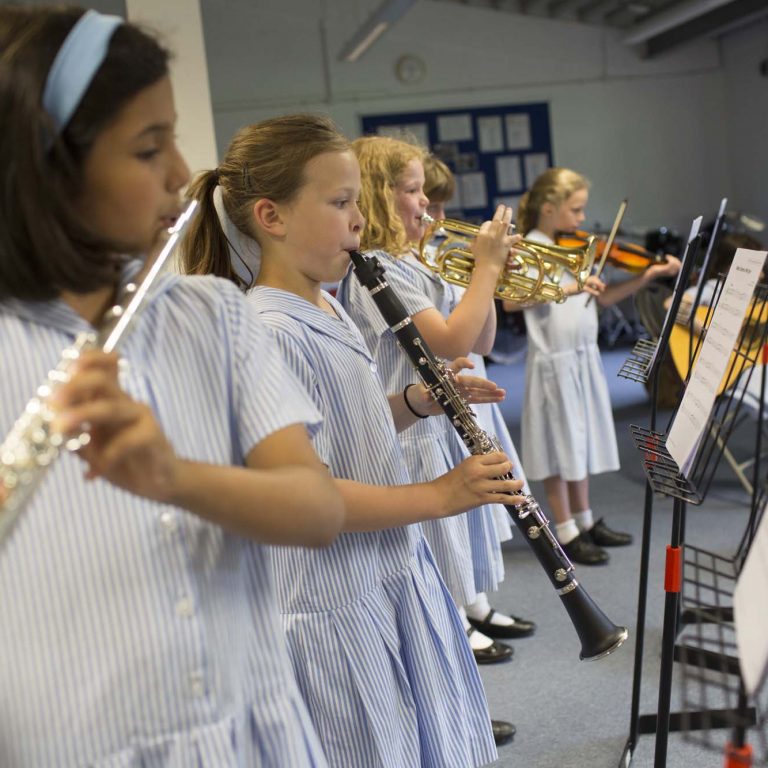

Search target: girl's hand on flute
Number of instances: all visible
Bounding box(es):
[50,350,181,503]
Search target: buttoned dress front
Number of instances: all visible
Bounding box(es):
[339,252,506,603]
[249,287,496,768]
[521,229,620,481]
[0,269,327,768]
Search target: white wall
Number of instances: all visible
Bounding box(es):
[720,18,768,225]
[126,0,218,172]
[201,0,735,236]
[13,0,759,237]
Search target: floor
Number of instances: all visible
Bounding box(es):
[478,345,766,767]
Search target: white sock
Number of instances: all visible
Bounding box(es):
[465,592,492,621]
[556,519,580,545]
[466,592,515,627]
[574,509,594,532]
[458,605,494,650]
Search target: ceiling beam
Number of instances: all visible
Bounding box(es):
[546,0,591,18]
[576,0,619,23]
[623,0,732,44]
[635,0,768,55]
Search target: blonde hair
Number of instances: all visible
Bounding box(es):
[353,135,427,255]
[423,155,456,204]
[517,167,590,236]
[181,113,350,289]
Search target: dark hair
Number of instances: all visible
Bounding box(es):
[181,113,350,291]
[710,231,764,278]
[0,6,170,300]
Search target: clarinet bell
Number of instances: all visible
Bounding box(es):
[561,585,629,661]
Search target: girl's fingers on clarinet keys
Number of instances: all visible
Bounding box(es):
[446,356,474,375]
[440,453,524,512]
[454,374,506,404]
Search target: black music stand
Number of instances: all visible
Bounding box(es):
[628,277,768,767]
[618,228,703,768]
[677,484,768,766]
[675,309,768,767]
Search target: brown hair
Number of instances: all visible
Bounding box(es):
[423,155,455,204]
[353,135,426,255]
[516,167,590,236]
[0,6,170,300]
[181,113,350,290]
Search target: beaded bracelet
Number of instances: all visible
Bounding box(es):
[403,383,429,419]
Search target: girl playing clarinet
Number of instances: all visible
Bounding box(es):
[181,113,524,765]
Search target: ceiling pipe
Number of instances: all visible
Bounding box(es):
[622,0,733,44]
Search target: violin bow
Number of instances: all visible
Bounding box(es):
[585,198,628,308]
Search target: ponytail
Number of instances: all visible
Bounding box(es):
[180,170,253,291]
[179,113,349,292]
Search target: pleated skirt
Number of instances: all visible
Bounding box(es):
[282,538,497,767]
[64,691,327,768]
[399,423,506,604]
[521,343,620,481]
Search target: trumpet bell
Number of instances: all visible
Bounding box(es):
[419,214,597,305]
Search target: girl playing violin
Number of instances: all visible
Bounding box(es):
[508,168,681,565]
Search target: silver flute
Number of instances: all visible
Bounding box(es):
[0,200,198,542]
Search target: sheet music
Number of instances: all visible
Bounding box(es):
[734,502,768,697]
[666,248,766,475]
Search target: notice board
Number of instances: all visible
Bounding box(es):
[361,102,553,223]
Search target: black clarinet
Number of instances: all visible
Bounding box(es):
[349,250,628,661]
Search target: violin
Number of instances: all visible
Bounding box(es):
[557,230,667,274]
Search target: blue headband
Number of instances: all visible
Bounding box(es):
[42,10,123,137]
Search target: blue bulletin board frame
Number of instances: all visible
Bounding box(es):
[360,102,553,223]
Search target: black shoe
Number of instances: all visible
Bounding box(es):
[468,608,536,639]
[468,629,514,664]
[561,531,609,565]
[588,517,633,547]
[492,719,516,746]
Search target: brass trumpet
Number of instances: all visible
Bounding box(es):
[418,214,597,305]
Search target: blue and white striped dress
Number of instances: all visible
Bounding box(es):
[339,252,506,603]
[249,286,497,768]
[0,267,328,767]
[466,352,517,543]
[522,229,620,481]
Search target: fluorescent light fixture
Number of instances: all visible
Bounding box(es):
[623,0,733,44]
[338,0,418,62]
[343,21,389,62]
